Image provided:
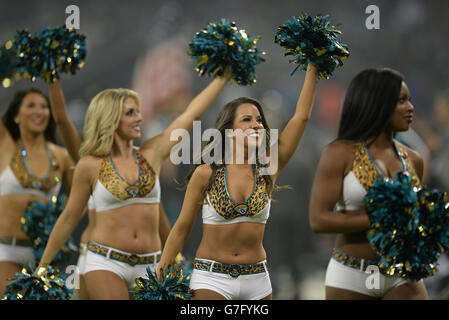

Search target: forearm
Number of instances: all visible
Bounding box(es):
[49,81,81,162]
[37,213,80,268]
[159,224,190,266]
[310,209,370,234]
[159,205,171,249]
[295,64,318,120]
[183,75,229,121]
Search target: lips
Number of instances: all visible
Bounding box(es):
[30,117,47,126]
[404,115,413,123]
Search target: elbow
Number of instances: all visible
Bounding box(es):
[309,213,327,234]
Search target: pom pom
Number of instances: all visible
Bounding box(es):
[130,264,193,300]
[365,171,449,281]
[275,12,349,79]
[0,40,19,88]
[188,18,265,85]
[21,195,78,266]
[1,263,72,300]
[13,25,86,83]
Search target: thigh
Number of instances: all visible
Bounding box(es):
[326,286,378,300]
[85,270,130,300]
[383,280,428,300]
[76,274,89,300]
[190,269,234,300]
[0,262,21,296]
[194,289,227,300]
[260,293,272,300]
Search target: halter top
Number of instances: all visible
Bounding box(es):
[0,140,62,198]
[91,149,160,212]
[335,141,420,211]
[202,164,271,225]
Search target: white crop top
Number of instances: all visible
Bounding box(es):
[0,141,62,198]
[335,141,420,212]
[91,149,161,212]
[201,165,271,225]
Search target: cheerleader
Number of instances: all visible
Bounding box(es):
[0,88,73,295]
[35,72,231,299]
[158,64,317,300]
[309,68,428,299]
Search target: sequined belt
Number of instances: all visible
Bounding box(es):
[194,259,268,278]
[87,241,161,267]
[79,243,87,255]
[332,248,379,272]
[0,236,31,247]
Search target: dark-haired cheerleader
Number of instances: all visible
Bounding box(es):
[309,68,429,299]
[0,88,74,295]
[157,64,318,300]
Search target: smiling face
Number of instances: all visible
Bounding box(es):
[387,81,414,132]
[14,92,50,135]
[232,103,265,149]
[116,97,143,141]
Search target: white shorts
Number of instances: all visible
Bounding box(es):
[84,244,160,289]
[325,257,409,298]
[189,259,272,300]
[76,243,87,276]
[0,242,34,267]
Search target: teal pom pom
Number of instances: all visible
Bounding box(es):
[130,264,193,300]
[1,262,72,300]
[188,18,265,85]
[13,25,86,83]
[275,12,349,79]
[22,195,78,266]
[365,171,449,281]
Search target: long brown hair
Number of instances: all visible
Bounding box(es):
[184,97,283,201]
[2,88,56,142]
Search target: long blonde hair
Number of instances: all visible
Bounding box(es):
[79,88,141,158]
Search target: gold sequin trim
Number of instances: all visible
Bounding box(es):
[10,141,61,193]
[352,141,420,191]
[98,149,156,201]
[207,166,269,220]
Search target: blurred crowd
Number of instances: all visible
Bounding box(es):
[1,0,449,299]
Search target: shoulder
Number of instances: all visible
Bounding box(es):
[324,139,358,154]
[47,142,73,167]
[191,164,213,182]
[318,140,360,176]
[75,155,103,174]
[47,142,69,158]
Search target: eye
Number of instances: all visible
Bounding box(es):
[126,109,134,116]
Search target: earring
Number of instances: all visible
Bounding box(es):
[14,119,19,124]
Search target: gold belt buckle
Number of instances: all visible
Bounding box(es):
[127,254,139,266]
[228,264,241,278]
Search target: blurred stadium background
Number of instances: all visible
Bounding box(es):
[1,0,449,299]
